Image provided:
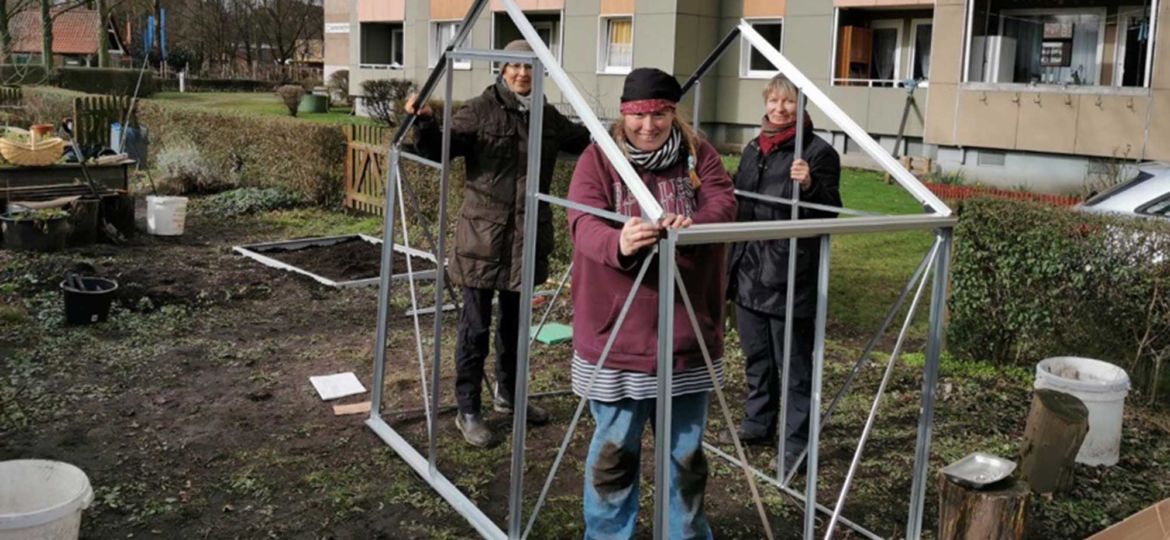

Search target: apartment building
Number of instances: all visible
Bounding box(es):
[331,0,1168,192]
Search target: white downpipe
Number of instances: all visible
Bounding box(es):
[737,21,953,217]
[499,0,664,222]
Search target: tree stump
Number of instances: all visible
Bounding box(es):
[938,474,1030,540]
[1018,388,1089,494]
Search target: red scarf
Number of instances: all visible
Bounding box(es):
[758,115,814,156]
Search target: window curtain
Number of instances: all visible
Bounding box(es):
[1004,17,1041,83]
[914,25,932,80]
[871,28,897,80]
[608,19,632,67]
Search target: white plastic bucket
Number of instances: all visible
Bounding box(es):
[0,460,93,540]
[1034,356,1131,466]
[146,195,188,236]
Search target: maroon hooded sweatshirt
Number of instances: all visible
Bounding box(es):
[566,138,737,375]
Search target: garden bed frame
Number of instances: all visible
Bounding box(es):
[233,234,439,289]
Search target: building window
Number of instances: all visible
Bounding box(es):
[599,16,633,74]
[909,19,932,83]
[431,21,470,70]
[834,9,934,88]
[360,22,404,68]
[492,11,561,72]
[963,1,1156,88]
[740,18,783,78]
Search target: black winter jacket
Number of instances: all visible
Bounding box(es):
[727,135,842,318]
[413,83,591,291]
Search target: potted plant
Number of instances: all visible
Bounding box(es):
[0,208,72,251]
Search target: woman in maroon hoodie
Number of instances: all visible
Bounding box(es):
[566,68,736,539]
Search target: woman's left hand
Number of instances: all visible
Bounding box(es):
[659,212,693,230]
[791,159,811,191]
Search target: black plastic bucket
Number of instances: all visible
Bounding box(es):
[60,277,118,325]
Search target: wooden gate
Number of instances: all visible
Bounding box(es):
[73,95,134,149]
[343,124,390,215]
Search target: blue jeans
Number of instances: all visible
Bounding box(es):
[583,392,713,540]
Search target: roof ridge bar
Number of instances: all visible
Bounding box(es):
[737,20,952,217]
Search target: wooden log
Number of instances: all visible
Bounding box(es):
[938,474,1030,540]
[1018,388,1089,494]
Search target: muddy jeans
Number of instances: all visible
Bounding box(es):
[583,392,713,540]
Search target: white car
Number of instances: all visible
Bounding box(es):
[1078,162,1170,220]
[1076,162,1170,265]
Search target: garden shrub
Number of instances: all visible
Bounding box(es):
[950,198,1170,401]
[137,100,345,204]
[0,64,52,85]
[276,85,305,117]
[12,86,75,127]
[155,140,221,193]
[360,78,412,126]
[328,70,350,106]
[196,187,303,217]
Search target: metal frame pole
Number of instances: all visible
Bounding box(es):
[499,0,664,222]
[507,56,544,540]
[692,80,701,132]
[392,0,489,145]
[824,242,938,540]
[803,234,831,539]
[653,231,678,539]
[369,148,401,418]
[777,90,807,481]
[395,162,432,427]
[427,55,456,475]
[905,229,952,539]
[680,26,741,94]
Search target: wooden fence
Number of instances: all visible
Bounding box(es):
[343,124,391,215]
[73,95,134,149]
[0,86,21,109]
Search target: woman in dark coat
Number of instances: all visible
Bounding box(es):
[406,40,591,448]
[724,74,841,469]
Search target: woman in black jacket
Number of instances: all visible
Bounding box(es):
[724,74,841,468]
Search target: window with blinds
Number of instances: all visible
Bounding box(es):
[600,17,633,74]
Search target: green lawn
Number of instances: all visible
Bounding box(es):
[722,155,936,339]
[150,92,379,126]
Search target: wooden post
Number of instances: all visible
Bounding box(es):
[1018,388,1089,494]
[938,474,1030,540]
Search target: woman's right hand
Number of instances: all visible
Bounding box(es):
[619,217,660,257]
[404,93,433,116]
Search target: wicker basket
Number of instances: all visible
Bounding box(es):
[0,135,65,166]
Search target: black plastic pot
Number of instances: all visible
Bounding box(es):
[0,213,71,252]
[60,277,118,325]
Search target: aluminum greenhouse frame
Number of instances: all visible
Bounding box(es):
[364,2,956,538]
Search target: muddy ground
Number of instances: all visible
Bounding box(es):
[2,206,1168,539]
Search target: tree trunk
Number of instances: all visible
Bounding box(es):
[95,0,109,67]
[0,0,11,64]
[39,0,51,68]
[938,474,1030,540]
[1018,388,1089,494]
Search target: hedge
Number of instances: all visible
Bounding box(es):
[949,198,1170,401]
[54,67,156,97]
[157,78,275,93]
[1,66,155,97]
[137,100,346,204]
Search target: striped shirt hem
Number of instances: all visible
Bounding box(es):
[571,353,725,402]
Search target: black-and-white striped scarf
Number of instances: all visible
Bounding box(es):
[623,127,681,171]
